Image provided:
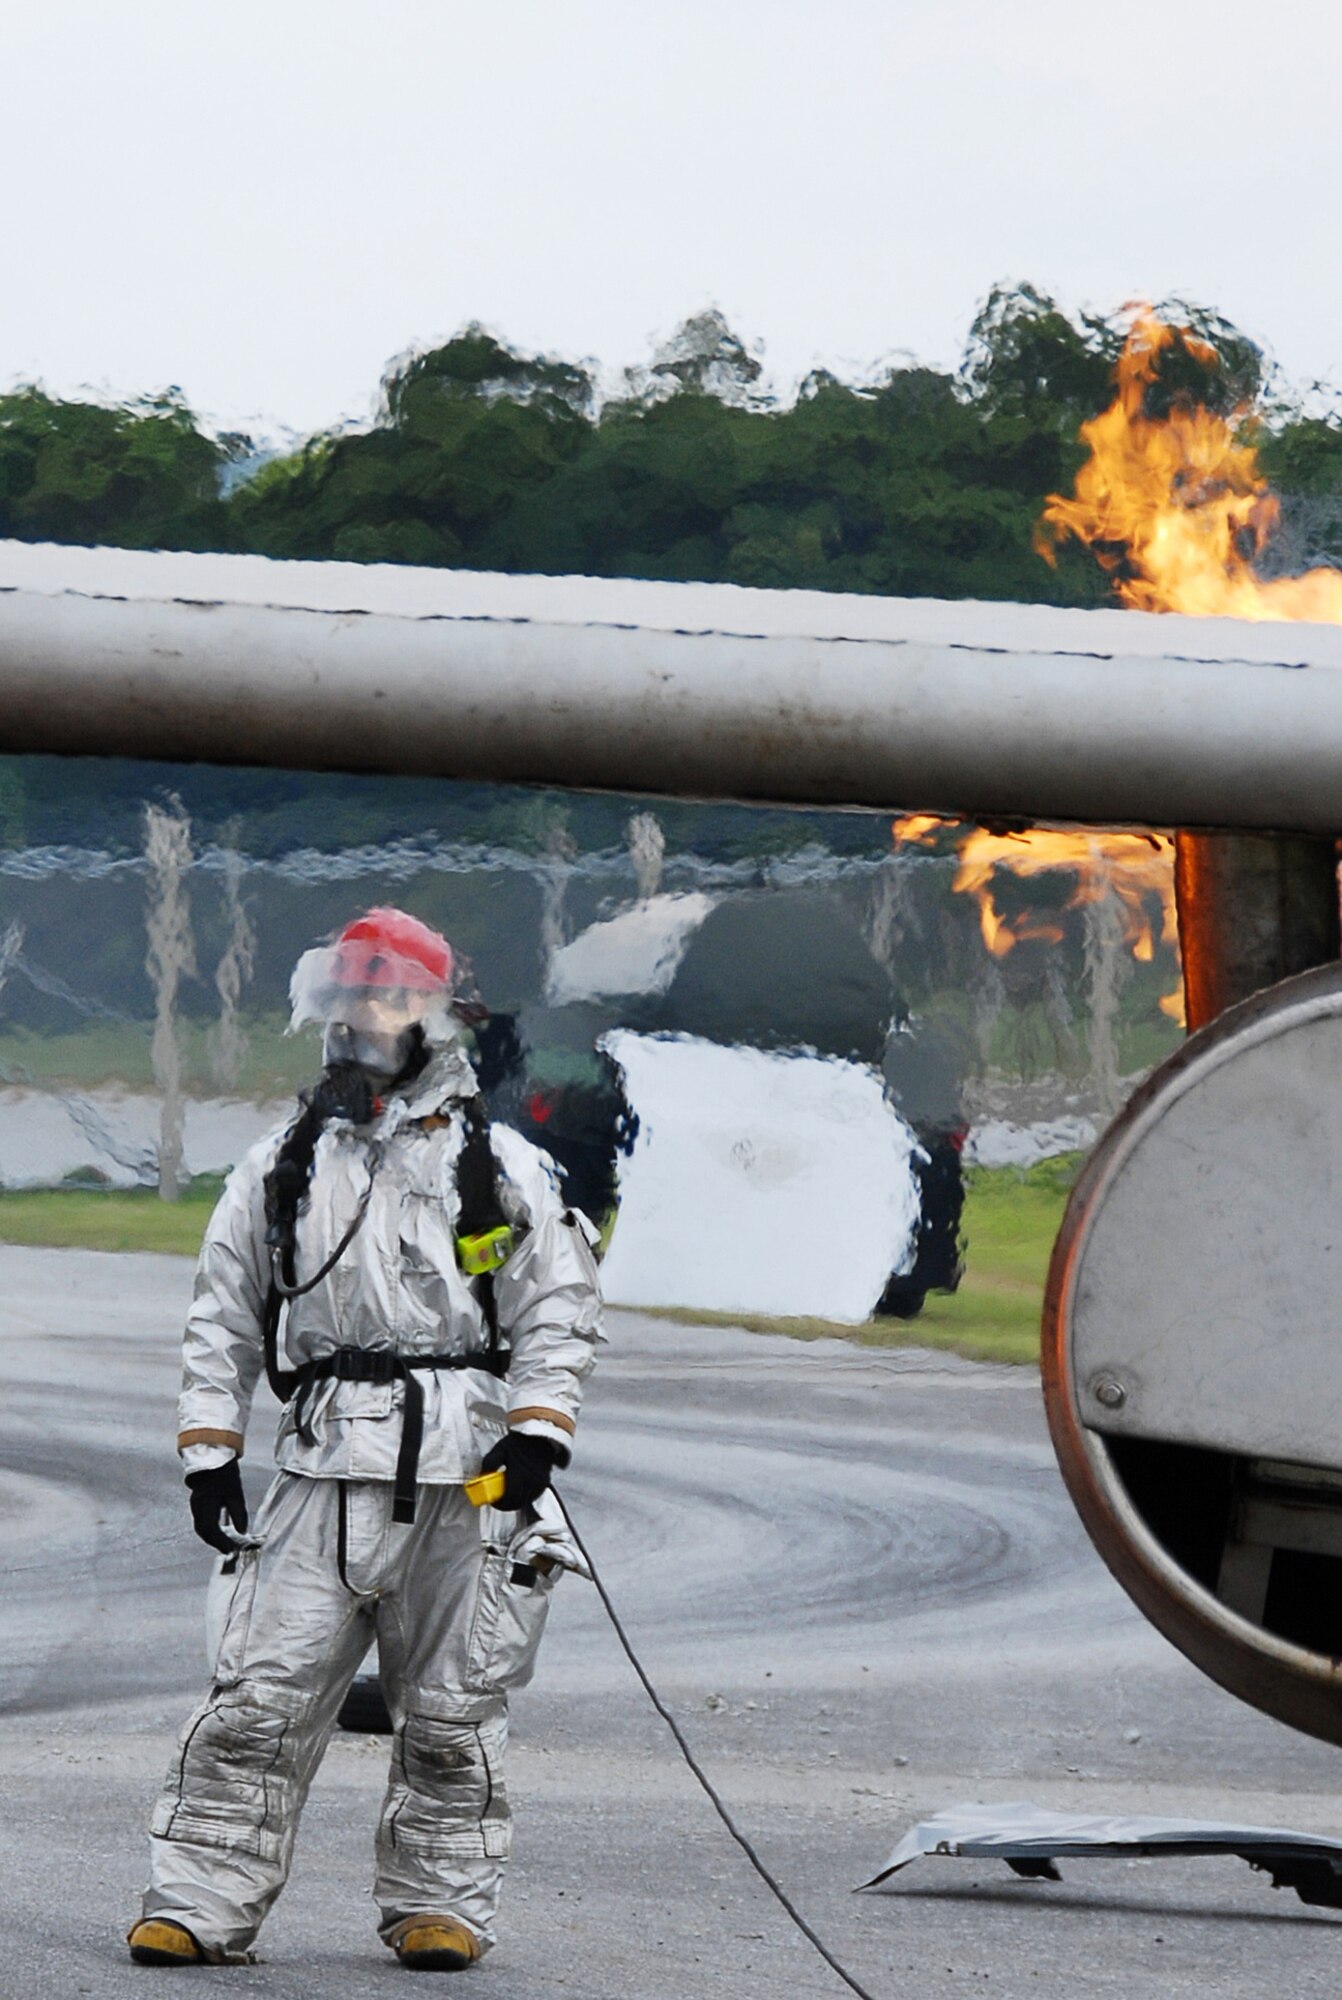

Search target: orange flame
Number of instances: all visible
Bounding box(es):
[1036,309,1342,622]
[893,817,1183,1023]
[900,312,1342,1038]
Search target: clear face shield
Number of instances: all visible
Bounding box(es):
[321,989,433,1079]
[289,933,457,1084]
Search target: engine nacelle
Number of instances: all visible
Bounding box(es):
[1044,961,1342,1745]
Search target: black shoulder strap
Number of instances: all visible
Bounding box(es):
[260,1077,348,1406]
[457,1095,509,1360]
[262,1278,298,1405]
[457,1094,509,1236]
[261,1100,315,1406]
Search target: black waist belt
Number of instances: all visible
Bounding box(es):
[289,1345,509,1525]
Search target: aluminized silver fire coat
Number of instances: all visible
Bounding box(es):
[179,1046,602,1477]
[5,539,1342,831]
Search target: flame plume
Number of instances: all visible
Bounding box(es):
[1036,309,1342,622]
[906,310,1342,1036]
[893,818,1183,1023]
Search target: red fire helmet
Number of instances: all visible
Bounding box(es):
[289,907,456,1031]
[330,908,453,993]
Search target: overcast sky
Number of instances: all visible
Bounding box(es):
[6,0,1341,440]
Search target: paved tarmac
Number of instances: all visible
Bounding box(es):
[3,1245,1342,1998]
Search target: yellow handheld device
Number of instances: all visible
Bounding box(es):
[456,1225,514,1278]
[464,1468,507,1508]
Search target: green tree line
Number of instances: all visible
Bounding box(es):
[4,286,1341,605]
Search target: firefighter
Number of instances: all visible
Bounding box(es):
[128,908,603,1970]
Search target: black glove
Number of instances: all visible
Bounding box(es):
[185,1458,249,1554]
[480,1433,563,1512]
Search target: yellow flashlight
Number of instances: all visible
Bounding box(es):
[464,1468,507,1508]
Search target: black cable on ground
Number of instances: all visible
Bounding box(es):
[556,1493,881,2000]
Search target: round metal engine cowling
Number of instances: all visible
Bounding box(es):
[1044,961,1342,1746]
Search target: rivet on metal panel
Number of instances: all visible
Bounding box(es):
[1090,1373,1127,1411]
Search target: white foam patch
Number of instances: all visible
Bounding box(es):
[546,892,716,1004]
[599,1031,920,1323]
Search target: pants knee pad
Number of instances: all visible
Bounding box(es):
[380,1711,510,1860]
[152,1680,311,1862]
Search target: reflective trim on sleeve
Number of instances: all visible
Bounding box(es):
[507,1405,576,1437]
[177,1427,245,1457]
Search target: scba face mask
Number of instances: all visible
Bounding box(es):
[322,1014,427,1083]
[289,908,458,1092]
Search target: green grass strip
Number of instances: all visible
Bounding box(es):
[0,1176,226,1256]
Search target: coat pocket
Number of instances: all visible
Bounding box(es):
[462,1541,561,1695]
[205,1541,261,1676]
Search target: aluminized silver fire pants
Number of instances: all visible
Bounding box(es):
[143,1470,559,1958]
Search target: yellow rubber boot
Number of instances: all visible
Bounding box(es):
[388,1915,481,1971]
[126,1919,207,1965]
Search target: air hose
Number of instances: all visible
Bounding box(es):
[555,1494,881,2000]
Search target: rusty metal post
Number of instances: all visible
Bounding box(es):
[1174,832,1340,1032]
